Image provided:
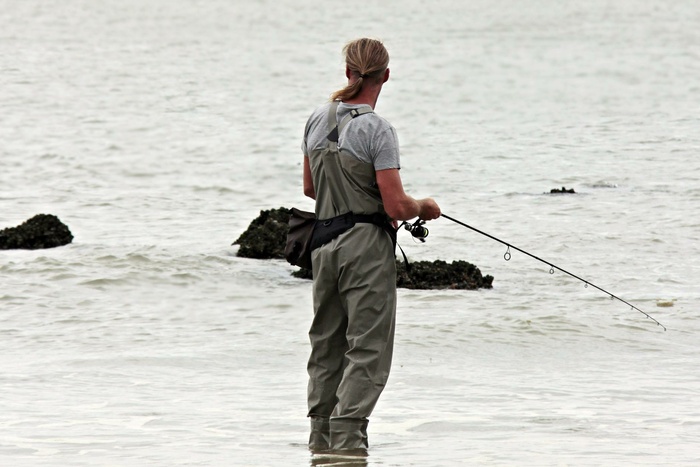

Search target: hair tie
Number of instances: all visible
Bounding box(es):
[359,73,369,79]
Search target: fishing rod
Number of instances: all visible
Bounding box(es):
[410,214,666,331]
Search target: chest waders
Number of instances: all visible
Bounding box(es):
[306,101,397,453]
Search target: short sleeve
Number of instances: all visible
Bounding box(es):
[372,127,401,170]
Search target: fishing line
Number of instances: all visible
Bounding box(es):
[440,213,667,331]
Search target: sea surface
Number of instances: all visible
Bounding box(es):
[1,0,699,465]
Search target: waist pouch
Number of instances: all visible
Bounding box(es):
[284,208,317,270]
[310,212,395,252]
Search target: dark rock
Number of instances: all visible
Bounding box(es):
[396,259,493,290]
[293,259,493,290]
[233,207,291,259]
[0,214,73,250]
[237,207,493,290]
[292,267,313,280]
[550,186,576,194]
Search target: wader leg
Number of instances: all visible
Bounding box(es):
[332,245,396,422]
[308,416,331,452]
[329,418,369,454]
[307,249,347,418]
[330,230,396,451]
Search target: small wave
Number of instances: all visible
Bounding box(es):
[191,185,237,194]
[50,273,80,281]
[409,421,477,433]
[586,181,619,189]
[0,294,22,301]
[80,277,129,287]
[171,272,202,283]
[125,253,154,263]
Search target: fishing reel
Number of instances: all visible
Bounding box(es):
[403,219,429,242]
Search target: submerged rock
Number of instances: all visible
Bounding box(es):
[396,259,493,290]
[236,207,494,290]
[550,186,576,194]
[293,259,493,289]
[291,267,313,280]
[0,214,73,250]
[233,207,291,259]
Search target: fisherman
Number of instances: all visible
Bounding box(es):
[301,38,441,454]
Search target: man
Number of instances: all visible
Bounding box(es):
[301,38,441,454]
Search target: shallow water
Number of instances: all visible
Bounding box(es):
[2,0,699,465]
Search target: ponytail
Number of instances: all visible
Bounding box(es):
[330,38,390,102]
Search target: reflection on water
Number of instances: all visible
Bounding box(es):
[310,451,368,467]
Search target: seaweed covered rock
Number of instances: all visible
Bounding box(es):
[294,259,493,290]
[396,259,493,290]
[233,207,291,259]
[0,214,73,250]
[550,186,575,194]
[236,207,494,290]
[292,267,313,280]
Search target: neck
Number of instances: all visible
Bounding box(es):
[343,82,382,109]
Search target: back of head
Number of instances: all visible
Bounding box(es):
[331,38,390,102]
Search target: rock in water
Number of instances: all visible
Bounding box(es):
[233,208,291,259]
[0,214,73,250]
[235,207,495,290]
[294,259,494,290]
[396,259,493,290]
[550,186,576,194]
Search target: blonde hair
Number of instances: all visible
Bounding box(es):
[330,38,390,102]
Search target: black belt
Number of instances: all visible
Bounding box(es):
[309,212,395,251]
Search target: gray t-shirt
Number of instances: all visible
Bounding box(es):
[301,102,401,171]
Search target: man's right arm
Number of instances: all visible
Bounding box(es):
[376,168,440,221]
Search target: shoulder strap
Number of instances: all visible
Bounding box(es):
[319,102,376,216]
[338,106,373,135]
[326,101,340,147]
[326,103,373,145]
[327,100,340,133]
